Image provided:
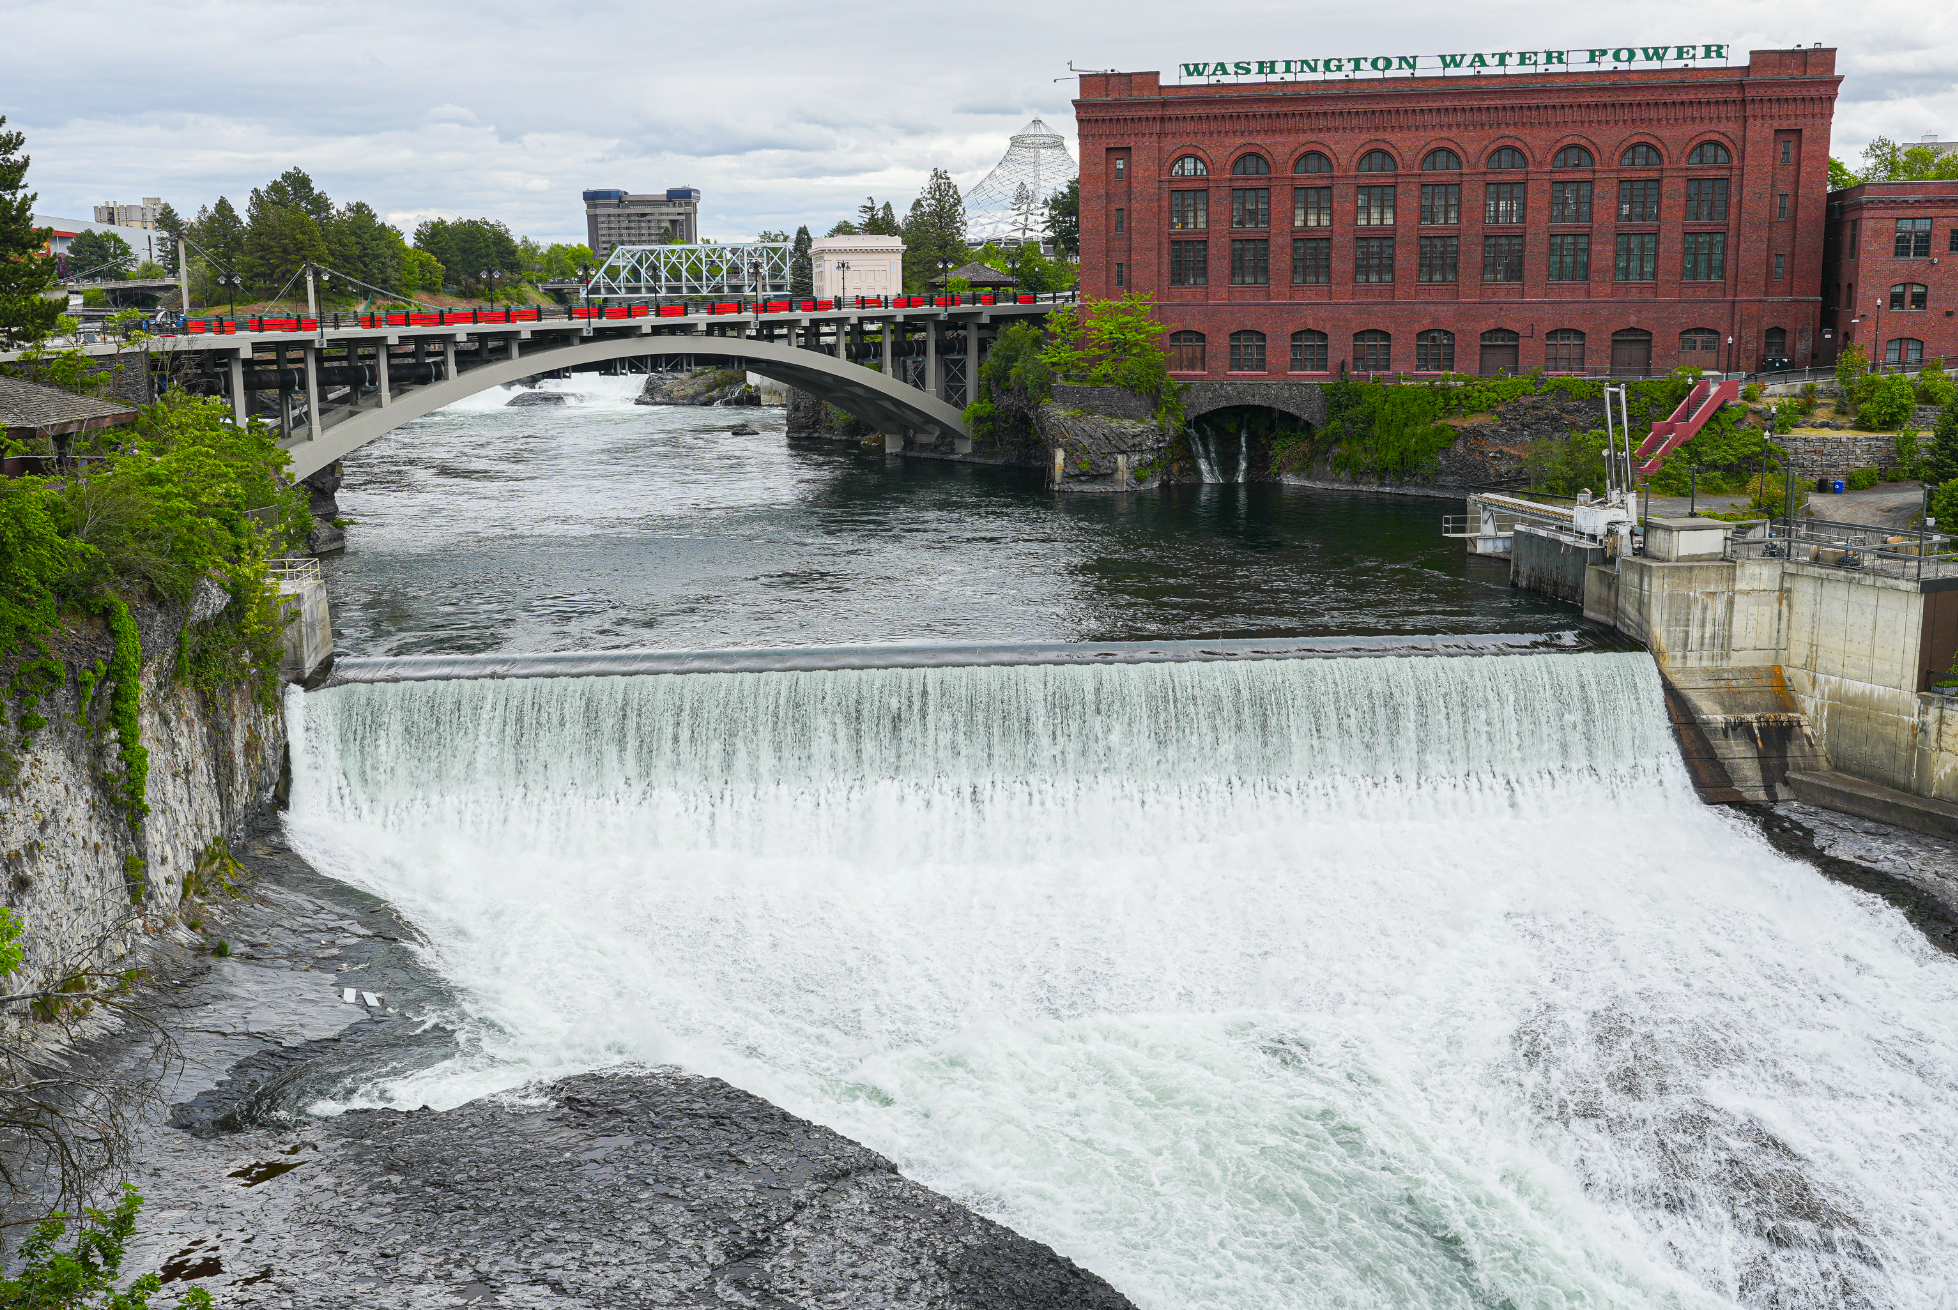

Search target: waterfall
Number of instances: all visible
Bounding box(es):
[1236,420,1249,483]
[1190,429,1222,483]
[286,652,1958,1310]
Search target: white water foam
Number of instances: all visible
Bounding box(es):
[285,653,1958,1308]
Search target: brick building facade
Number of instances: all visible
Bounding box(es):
[1822,180,1958,367]
[1074,49,1839,380]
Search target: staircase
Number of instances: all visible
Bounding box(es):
[1634,378,1741,476]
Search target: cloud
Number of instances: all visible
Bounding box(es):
[6,0,1955,243]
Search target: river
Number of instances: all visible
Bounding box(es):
[287,375,1958,1309]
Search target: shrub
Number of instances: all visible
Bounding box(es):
[1933,478,1958,533]
[1847,467,1879,491]
[1742,381,1764,402]
[1857,373,1917,430]
[1926,401,1958,486]
[1893,429,1922,479]
[1834,341,1869,411]
[0,1184,213,1309]
[1917,363,1957,408]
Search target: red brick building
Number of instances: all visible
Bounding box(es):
[1073,49,1839,380]
[1822,180,1958,367]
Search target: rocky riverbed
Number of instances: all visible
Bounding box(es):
[93,839,1134,1309]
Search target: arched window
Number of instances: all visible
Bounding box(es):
[1479,328,1520,376]
[1890,282,1929,311]
[1290,329,1328,372]
[1679,328,1720,355]
[1765,327,1789,361]
[1610,328,1653,376]
[1168,330,1206,372]
[1886,337,1925,366]
[1620,143,1662,167]
[1295,151,1332,174]
[1229,330,1268,372]
[1552,146,1594,169]
[1415,329,1455,372]
[1354,329,1392,372]
[1487,147,1527,170]
[1170,154,1209,177]
[1357,150,1397,173]
[1422,149,1461,171]
[1231,154,1271,176]
[1545,329,1585,372]
[1686,141,1731,166]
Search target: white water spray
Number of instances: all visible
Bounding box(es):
[286,653,1958,1309]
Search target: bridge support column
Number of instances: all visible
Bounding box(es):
[926,319,939,399]
[228,350,246,427]
[885,430,903,454]
[1115,453,1130,490]
[954,434,972,455]
[881,320,893,375]
[303,344,322,441]
[1052,445,1065,488]
[444,338,458,382]
[965,322,979,405]
[376,339,391,409]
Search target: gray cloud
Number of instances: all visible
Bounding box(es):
[5,0,1953,243]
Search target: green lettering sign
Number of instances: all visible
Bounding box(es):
[1172,43,1731,79]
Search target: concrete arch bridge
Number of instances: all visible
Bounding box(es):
[22,300,1059,481]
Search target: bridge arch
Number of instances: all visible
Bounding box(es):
[282,334,970,480]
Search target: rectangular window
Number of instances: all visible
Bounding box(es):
[1774,252,1785,280]
[1294,186,1332,228]
[1418,235,1459,283]
[1114,262,1125,286]
[1169,240,1208,286]
[1356,186,1396,226]
[1547,234,1590,281]
[1617,179,1661,223]
[1229,336,1265,372]
[1482,235,1524,283]
[1231,188,1270,229]
[1615,232,1658,281]
[1685,179,1728,223]
[1115,208,1125,233]
[1170,191,1209,231]
[1550,181,1593,224]
[1484,183,1526,225]
[1114,157,1127,179]
[1230,239,1270,285]
[1780,139,1792,164]
[1292,237,1331,284]
[1420,184,1460,226]
[1896,218,1933,257]
[1951,230,1958,252]
[1354,236,1394,283]
[1681,232,1726,280]
[1291,333,1327,371]
[1775,193,1789,221]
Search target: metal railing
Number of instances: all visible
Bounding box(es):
[267,557,322,584]
[1725,515,1957,582]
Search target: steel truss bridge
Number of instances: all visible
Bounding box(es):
[587,241,793,298]
[0,297,1070,480]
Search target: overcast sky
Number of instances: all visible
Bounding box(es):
[6,0,1954,246]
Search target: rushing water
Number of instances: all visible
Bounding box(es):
[287,378,1958,1307]
[286,653,1958,1310]
[319,374,1574,654]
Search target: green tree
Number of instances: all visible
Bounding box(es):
[1827,157,1858,191]
[255,166,334,225]
[324,200,405,295]
[399,247,444,299]
[0,116,61,345]
[413,217,521,296]
[790,225,812,298]
[852,198,900,237]
[1859,373,1916,430]
[0,1185,213,1310]
[1834,341,1869,412]
[67,231,136,281]
[152,200,185,269]
[1857,136,1958,183]
[187,196,246,277]
[826,218,860,237]
[901,168,967,291]
[1924,400,1958,486]
[1044,176,1080,259]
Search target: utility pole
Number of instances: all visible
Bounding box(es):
[175,235,190,326]
[305,263,318,319]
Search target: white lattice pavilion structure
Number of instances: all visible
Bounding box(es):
[963,118,1078,246]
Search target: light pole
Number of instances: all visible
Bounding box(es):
[1689,464,1703,516]
[479,269,498,306]
[218,273,241,317]
[836,260,850,302]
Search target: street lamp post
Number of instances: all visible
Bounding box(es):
[836,260,850,302]
[218,273,241,317]
[479,269,498,306]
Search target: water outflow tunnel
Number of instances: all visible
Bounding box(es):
[286,649,1958,1309]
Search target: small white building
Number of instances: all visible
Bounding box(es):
[810,235,903,300]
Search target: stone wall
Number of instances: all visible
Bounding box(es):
[1,601,285,1009]
[785,387,873,441]
[1780,431,1914,480]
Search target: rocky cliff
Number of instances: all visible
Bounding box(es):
[0,600,284,1008]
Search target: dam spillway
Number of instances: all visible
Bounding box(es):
[284,649,1958,1308]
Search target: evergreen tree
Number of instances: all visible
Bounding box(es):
[413,217,521,297]
[826,218,860,237]
[153,200,185,268]
[0,116,60,346]
[325,200,405,294]
[790,225,813,298]
[67,230,136,280]
[875,201,899,235]
[1925,400,1958,486]
[242,199,325,298]
[901,168,966,291]
[1044,177,1080,259]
